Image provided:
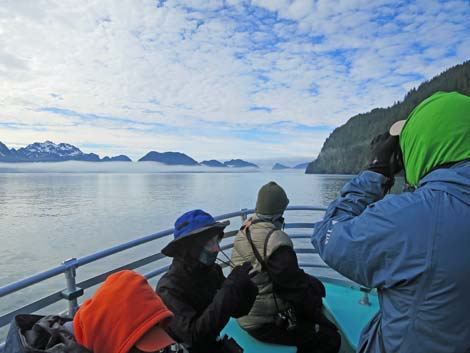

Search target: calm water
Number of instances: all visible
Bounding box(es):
[0,167,353,340]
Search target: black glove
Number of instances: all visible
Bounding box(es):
[223,262,258,318]
[367,132,402,177]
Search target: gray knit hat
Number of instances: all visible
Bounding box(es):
[255,181,289,215]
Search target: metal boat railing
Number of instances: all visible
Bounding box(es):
[0,205,365,351]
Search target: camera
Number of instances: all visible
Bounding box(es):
[275,307,297,332]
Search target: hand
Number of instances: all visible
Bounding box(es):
[367,132,402,177]
[224,262,258,318]
[226,262,253,282]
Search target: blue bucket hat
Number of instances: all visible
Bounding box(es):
[161,209,229,257]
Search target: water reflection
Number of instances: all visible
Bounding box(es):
[314,174,354,206]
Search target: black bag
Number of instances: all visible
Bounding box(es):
[220,335,243,353]
[5,314,90,353]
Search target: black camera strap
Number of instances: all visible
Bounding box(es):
[243,226,276,271]
[243,224,282,313]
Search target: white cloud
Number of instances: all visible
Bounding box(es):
[281,0,314,21]
[0,0,469,160]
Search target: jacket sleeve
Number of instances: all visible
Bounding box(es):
[267,246,325,320]
[157,285,232,346]
[311,171,426,289]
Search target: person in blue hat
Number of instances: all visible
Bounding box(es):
[156,209,258,353]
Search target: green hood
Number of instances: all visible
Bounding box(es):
[400,91,470,186]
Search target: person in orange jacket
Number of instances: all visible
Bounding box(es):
[74,270,175,353]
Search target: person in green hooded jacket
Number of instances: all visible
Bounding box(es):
[312,91,470,353]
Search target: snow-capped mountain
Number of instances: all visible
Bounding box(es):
[0,141,131,162]
[16,141,90,161]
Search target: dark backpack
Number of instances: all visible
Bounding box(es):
[5,315,90,353]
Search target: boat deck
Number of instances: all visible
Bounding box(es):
[220,283,378,353]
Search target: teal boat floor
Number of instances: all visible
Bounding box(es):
[221,283,379,353]
[220,318,296,353]
[323,283,379,351]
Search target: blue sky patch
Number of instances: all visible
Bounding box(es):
[249,106,272,113]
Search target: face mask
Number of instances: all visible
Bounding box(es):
[198,236,220,266]
[199,248,218,266]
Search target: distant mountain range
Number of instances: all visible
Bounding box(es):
[0,141,260,167]
[139,153,259,168]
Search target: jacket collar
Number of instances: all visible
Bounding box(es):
[418,160,470,205]
[250,214,283,229]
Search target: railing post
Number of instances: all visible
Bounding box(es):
[240,208,248,222]
[61,258,83,317]
[359,287,371,306]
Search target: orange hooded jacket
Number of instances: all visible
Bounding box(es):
[74,270,173,353]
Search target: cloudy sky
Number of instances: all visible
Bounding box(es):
[1,0,469,161]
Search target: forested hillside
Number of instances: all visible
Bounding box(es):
[306,61,470,174]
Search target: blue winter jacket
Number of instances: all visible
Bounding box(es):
[311,161,470,353]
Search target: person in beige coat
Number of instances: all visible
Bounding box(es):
[231,181,340,353]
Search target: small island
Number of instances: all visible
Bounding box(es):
[272,163,290,170]
[200,160,226,167]
[223,159,259,168]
